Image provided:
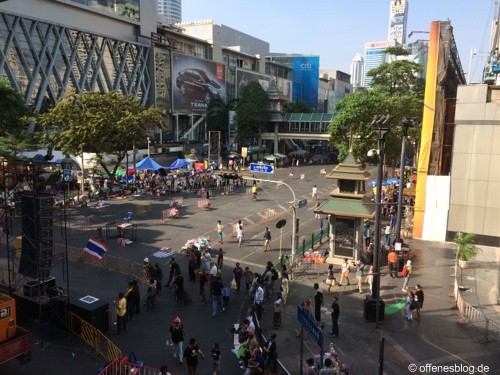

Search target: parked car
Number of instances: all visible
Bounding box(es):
[176,68,222,103]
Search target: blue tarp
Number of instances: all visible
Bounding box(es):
[166,158,195,169]
[135,157,164,170]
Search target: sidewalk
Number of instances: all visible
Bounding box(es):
[257,238,500,374]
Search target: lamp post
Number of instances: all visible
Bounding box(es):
[147,137,151,158]
[395,119,415,244]
[370,114,394,329]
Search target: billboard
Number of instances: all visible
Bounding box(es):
[172,52,226,114]
[388,0,408,44]
[291,56,319,110]
[235,69,292,101]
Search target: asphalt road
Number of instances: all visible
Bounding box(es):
[2,163,500,375]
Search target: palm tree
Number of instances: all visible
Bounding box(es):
[206,97,237,147]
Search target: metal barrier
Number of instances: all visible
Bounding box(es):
[98,358,165,375]
[68,312,122,362]
[453,261,500,343]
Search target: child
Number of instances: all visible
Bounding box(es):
[222,286,231,309]
[211,342,221,375]
[289,168,294,178]
[273,292,283,329]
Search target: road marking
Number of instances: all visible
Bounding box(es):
[224,256,265,270]
[245,217,255,225]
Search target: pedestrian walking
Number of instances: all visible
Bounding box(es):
[304,358,317,375]
[314,202,321,219]
[145,278,156,311]
[384,224,391,246]
[414,284,424,320]
[216,220,224,244]
[211,276,224,317]
[153,263,163,295]
[263,227,272,252]
[313,282,323,323]
[401,260,412,292]
[355,259,365,293]
[188,251,197,282]
[233,262,243,294]
[125,281,137,322]
[387,248,398,278]
[236,220,244,247]
[405,290,415,321]
[217,248,224,269]
[254,281,264,320]
[263,333,277,373]
[172,270,184,306]
[165,258,180,287]
[325,264,336,294]
[168,316,188,364]
[115,291,126,334]
[199,270,208,304]
[363,225,372,248]
[365,265,374,294]
[281,272,289,305]
[312,185,318,200]
[330,296,340,337]
[183,337,205,375]
[243,266,254,293]
[338,258,350,286]
[211,342,221,375]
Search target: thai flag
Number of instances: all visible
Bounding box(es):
[83,237,109,259]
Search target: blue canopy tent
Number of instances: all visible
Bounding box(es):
[166,158,196,169]
[135,157,164,170]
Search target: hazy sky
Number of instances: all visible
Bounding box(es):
[183,0,495,83]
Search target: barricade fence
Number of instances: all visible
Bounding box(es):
[98,359,164,375]
[68,312,121,362]
[453,262,500,343]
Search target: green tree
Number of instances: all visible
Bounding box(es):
[282,99,312,113]
[234,81,270,146]
[39,91,163,179]
[329,48,424,162]
[206,97,237,147]
[0,80,38,159]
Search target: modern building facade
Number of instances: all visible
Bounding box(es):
[0,0,157,114]
[363,40,396,87]
[388,0,408,45]
[157,0,181,24]
[319,70,352,113]
[350,52,364,88]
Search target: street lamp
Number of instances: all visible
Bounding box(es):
[395,118,416,244]
[369,114,394,328]
[146,137,151,158]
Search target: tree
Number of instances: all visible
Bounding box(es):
[282,99,312,113]
[0,80,38,160]
[39,91,163,179]
[234,81,270,146]
[329,49,424,162]
[206,97,237,147]
[329,90,390,161]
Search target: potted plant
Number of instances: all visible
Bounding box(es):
[453,232,481,268]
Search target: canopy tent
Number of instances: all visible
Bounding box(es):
[288,149,309,157]
[274,153,287,158]
[135,157,164,170]
[263,154,280,161]
[166,158,195,169]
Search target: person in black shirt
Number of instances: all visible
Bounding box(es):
[330,296,340,337]
[211,276,224,317]
[165,258,180,287]
[211,342,221,375]
[414,284,424,321]
[172,270,184,306]
[313,282,323,323]
[183,337,204,375]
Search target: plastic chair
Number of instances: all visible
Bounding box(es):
[124,212,133,223]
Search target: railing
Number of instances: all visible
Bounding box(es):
[453,263,500,343]
[252,311,292,375]
[68,312,122,362]
[98,358,165,375]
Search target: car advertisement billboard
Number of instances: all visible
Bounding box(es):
[236,69,292,101]
[291,56,319,110]
[172,52,226,114]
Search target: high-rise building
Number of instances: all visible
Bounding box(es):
[350,53,364,88]
[158,0,181,24]
[388,0,408,45]
[363,41,396,87]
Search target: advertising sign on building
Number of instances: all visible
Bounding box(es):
[172,52,226,114]
[291,56,319,110]
[388,0,407,45]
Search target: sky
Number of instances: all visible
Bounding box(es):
[183,0,495,83]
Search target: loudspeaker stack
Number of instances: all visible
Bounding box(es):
[18,193,54,279]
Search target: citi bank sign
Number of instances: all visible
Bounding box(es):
[300,61,314,70]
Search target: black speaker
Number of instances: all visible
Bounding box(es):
[19,193,54,279]
[69,293,110,333]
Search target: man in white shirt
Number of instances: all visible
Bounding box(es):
[254,281,264,320]
[312,185,318,200]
